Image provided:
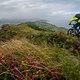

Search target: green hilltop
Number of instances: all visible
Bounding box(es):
[24,20,67,32]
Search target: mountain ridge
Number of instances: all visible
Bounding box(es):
[0,19,67,32]
[23,20,67,32]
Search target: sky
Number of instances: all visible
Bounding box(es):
[0,0,80,27]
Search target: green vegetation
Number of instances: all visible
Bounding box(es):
[26,21,67,32]
[0,21,80,80]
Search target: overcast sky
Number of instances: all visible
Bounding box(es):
[0,0,80,27]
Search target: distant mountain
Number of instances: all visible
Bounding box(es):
[25,20,67,32]
[0,19,67,32]
[0,19,22,24]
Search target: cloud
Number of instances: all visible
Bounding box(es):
[0,0,80,27]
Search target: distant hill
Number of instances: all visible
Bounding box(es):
[0,19,67,32]
[0,19,22,24]
[24,20,67,32]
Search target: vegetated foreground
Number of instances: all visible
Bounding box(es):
[0,22,80,80]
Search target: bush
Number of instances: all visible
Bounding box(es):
[0,53,65,80]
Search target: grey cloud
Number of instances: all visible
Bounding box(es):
[0,0,79,27]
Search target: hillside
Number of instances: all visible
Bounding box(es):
[0,22,80,80]
[25,20,67,32]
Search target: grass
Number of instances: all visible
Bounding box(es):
[0,23,80,80]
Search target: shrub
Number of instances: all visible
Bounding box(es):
[0,53,65,80]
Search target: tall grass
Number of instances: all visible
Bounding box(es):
[0,23,80,80]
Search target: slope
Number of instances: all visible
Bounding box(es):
[25,20,67,32]
[0,22,80,80]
